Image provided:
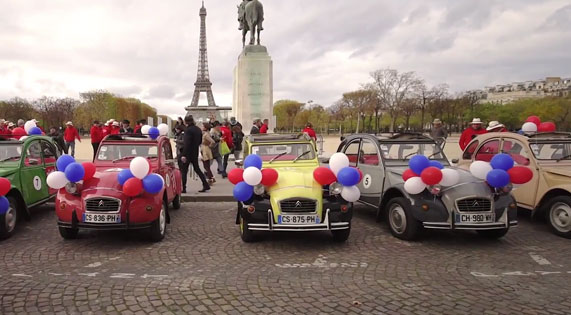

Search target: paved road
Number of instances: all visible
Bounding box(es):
[1,202,570,314]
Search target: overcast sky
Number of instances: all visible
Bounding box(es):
[1,0,570,117]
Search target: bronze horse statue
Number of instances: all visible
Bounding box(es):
[238,0,264,47]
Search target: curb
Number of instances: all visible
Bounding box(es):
[181,195,235,203]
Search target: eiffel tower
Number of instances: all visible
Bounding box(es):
[189,1,216,108]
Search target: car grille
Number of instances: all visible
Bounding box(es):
[456,198,492,212]
[280,198,317,213]
[85,197,121,213]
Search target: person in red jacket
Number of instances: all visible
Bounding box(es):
[486,121,508,133]
[90,120,103,160]
[220,121,234,177]
[11,119,26,139]
[0,120,11,136]
[64,121,81,157]
[302,122,317,141]
[259,119,269,134]
[110,121,120,135]
[459,118,487,150]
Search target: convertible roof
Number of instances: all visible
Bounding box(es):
[343,133,436,143]
[247,133,312,143]
[527,132,571,139]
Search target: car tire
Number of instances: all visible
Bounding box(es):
[546,196,571,239]
[58,226,79,240]
[149,202,167,242]
[332,226,351,242]
[477,228,509,239]
[239,215,255,243]
[386,197,421,241]
[0,196,19,240]
[172,194,181,210]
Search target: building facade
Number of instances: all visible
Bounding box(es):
[475,77,571,104]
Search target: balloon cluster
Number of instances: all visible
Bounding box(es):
[313,153,361,202]
[47,155,96,189]
[0,178,12,215]
[24,120,42,136]
[469,154,533,188]
[521,116,556,133]
[141,124,169,140]
[229,155,279,202]
[403,155,460,195]
[117,157,164,197]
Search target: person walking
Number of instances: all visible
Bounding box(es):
[459,118,487,150]
[63,121,81,157]
[180,116,210,193]
[232,124,244,162]
[210,121,226,178]
[200,123,216,184]
[259,119,269,134]
[250,119,261,134]
[230,117,242,130]
[220,121,234,177]
[302,122,317,141]
[90,120,103,160]
[11,119,26,140]
[486,121,508,133]
[430,119,448,146]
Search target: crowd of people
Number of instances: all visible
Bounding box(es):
[430,117,510,150]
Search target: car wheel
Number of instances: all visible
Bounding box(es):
[0,196,18,240]
[332,226,351,242]
[172,194,181,210]
[58,226,79,239]
[239,215,255,243]
[386,197,421,241]
[546,196,571,239]
[149,202,167,242]
[477,228,509,239]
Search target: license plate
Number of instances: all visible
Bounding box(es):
[83,213,121,224]
[278,214,320,225]
[456,213,495,224]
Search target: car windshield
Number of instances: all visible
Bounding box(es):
[0,144,23,164]
[97,144,158,161]
[379,141,448,166]
[529,141,571,160]
[251,143,316,162]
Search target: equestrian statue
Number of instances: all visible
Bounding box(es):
[238,0,264,47]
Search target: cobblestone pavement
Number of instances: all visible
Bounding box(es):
[1,202,570,315]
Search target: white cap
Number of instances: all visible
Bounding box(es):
[470,118,483,125]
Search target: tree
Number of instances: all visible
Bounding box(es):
[342,90,376,133]
[0,97,39,124]
[273,100,304,131]
[35,97,78,129]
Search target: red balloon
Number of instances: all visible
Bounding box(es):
[261,168,279,186]
[123,178,143,197]
[353,167,364,183]
[525,116,541,126]
[402,169,418,182]
[82,162,96,181]
[507,166,533,184]
[420,167,443,185]
[0,178,11,196]
[313,167,337,185]
[538,122,556,132]
[228,168,244,185]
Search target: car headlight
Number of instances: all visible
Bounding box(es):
[65,182,78,195]
[329,182,343,195]
[254,184,265,196]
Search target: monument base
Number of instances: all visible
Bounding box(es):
[232,45,274,133]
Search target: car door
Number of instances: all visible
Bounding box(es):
[21,140,49,205]
[474,139,500,162]
[501,137,538,208]
[40,140,58,196]
[356,138,384,206]
[160,140,175,201]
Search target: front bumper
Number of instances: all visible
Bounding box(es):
[57,209,153,231]
[247,209,350,232]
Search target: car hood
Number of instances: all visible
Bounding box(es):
[82,168,124,193]
[267,166,322,200]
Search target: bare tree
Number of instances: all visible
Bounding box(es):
[342,89,376,133]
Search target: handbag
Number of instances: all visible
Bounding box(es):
[219,141,231,156]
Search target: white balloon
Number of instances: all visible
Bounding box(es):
[157,123,169,136]
[404,177,427,195]
[243,167,262,186]
[130,157,150,179]
[19,136,29,142]
[440,169,460,187]
[47,171,69,189]
[141,125,151,135]
[469,161,492,180]
[341,185,361,202]
[329,152,350,175]
[24,120,36,134]
[521,122,538,133]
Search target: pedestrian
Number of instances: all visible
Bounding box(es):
[63,121,81,157]
[430,119,448,146]
[121,120,133,134]
[250,119,261,134]
[210,121,226,177]
[260,118,269,134]
[232,124,244,162]
[134,119,146,134]
[230,116,242,130]
[48,127,66,154]
[7,122,14,133]
[200,122,215,184]
[0,120,11,136]
[220,121,234,177]
[90,120,103,160]
[111,121,121,135]
[486,121,508,133]
[459,118,487,150]
[180,116,210,193]
[302,122,317,141]
[11,119,26,140]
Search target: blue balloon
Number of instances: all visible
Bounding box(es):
[233,182,254,202]
[64,162,85,183]
[244,154,263,169]
[142,174,164,194]
[490,153,514,171]
[118,169,134,186]
[148,127,160,139]
[518,130,524,135]
[0,196,9,215]
[337,167,360,187]
[486,169,510,188]
[429,160,444,169]
[56,155,75,172]
[409,155,430,175]
[28,127,42,135]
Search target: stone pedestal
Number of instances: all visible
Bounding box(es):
[232,45,274,133]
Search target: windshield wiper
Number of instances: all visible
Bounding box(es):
[269,152,287,163]
[293,150,311,162]
[556,154,571,162]
[113,156,136,163]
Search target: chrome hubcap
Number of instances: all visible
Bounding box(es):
[550,202,571,233]
[389,204,407,234]
[159,207,166,235]
[5,205,16,233]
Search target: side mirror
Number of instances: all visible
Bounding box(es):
[28,158,39,165]
[451,158,459,164]
[235,159,243,167]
